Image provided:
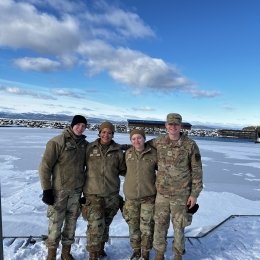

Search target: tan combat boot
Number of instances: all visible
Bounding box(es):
[141,249,150,260]
[130,248,141,259]
[61,245,74,260]
[46,247,57,260]
[89,251,99,260]
[174,254,182,260]
[154,250,164,260]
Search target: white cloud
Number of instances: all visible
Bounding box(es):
[13,55,77,72]
[222,104,235,111]
[83,3,155,40]
[25,0,86,14]
[51,88,85,99]
[0,85,56,100]
[0,0,80,54]
[131,106,155,112]
[14,57,61,72]
[79,42,212,96]
[0,105,15,111]
[188,88,221,98]
[82,107,95,112]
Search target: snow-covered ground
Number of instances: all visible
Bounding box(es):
[1,127,260,259]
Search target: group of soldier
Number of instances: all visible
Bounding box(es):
[39,113,203,260]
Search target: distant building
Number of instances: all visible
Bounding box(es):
[218,126,260,142]
[127,119,192,130]
[256,126,260,143]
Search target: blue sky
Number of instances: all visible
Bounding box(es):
[0,0,259,128]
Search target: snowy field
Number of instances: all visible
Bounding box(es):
[0,127,260,260]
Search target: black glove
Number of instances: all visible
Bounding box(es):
[187,203,199,214]
[42,189,54,205]
[79,197,86,205]
[119,195,125,212]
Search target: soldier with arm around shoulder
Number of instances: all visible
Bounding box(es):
[123,129,157,260]
[81,121,126,260]
[39,115,88,260]
[148,113,203,260]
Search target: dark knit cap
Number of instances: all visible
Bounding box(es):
[71,115,87,128]
[99,121,115,132]
[130,129,146,140]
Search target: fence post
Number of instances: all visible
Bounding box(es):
[0,182,4,260]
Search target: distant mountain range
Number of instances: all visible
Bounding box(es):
[0,112,117,124]
[0,111,237,129]
[191,125,220,130]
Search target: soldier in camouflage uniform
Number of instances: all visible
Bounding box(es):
[81,121,126,260]
[148,113,203,260]
[39,115,88,260]
[123,129,157,260]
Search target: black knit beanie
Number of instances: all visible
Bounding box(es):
[71,115,87,128]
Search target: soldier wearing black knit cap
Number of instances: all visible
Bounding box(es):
[39,114,88,259]
[71,115,87,127]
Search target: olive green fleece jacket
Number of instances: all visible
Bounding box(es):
[148,133,203,198]
[123,144,157,200]
[83,139,126,197]
[39,127,88,191]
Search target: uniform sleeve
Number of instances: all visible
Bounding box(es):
[38,140,61,190]
[85,143,92,171]
[118,150,127,177]
[120,144,132,151]
[190,142,203,198]
[146,138,157,149]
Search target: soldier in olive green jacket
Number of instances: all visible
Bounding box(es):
[123,129,157,260]
[39,115,88,260]
[81,121,126,260]
[149,113,203,260]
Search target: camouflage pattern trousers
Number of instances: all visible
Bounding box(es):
[123,196,155,251]
[153,193,192,255]
[46,189,81,248]
[83,193,120,252]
